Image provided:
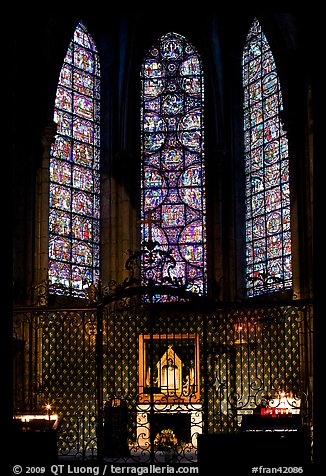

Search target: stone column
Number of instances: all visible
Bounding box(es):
[34,122,57,300]
[100,154,138,289]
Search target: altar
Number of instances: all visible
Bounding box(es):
[137,333,202,448]
[136,402,203,448]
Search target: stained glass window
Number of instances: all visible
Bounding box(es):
[49,23,100,297]
[243,19,292,296]
[140,32,206,297]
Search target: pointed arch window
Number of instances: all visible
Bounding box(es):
[48,23,100,297]
[242,19,292,296]
[140,32,206,298]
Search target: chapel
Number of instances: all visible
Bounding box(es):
[10,11,320,472]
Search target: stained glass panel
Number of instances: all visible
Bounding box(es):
[140,32,206,296]
[49,23,100,297]
[243,19,292,296]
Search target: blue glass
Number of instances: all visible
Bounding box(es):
[243,19,292,296]
[140,33,206,297]
[49,23,100,297]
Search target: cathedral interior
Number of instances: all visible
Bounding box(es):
[9,10,321,474]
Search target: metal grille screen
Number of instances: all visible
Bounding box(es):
[13,298,312,463]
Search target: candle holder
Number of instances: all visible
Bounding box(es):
[44,403,53,420]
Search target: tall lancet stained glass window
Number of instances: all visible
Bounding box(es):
[140,32,206,297]
[243,19,292,297]
[48,23,100,297]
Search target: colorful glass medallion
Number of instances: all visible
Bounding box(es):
[49,22,100,297]
[243,19,292,296]
[140,33,206,297]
